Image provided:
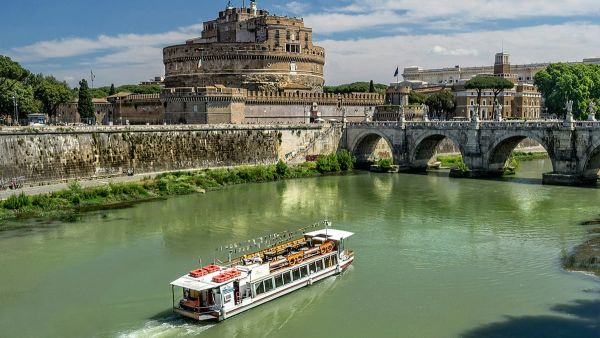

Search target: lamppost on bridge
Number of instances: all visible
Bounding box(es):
[12,92,19,126]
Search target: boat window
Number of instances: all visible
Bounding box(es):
[255,282,265,295]
[292,268,301,280]
[309,262,316,274]
[324,255,332,268]
[275,274,284,288]
[332,255,337,265]
[283,271,292,284]
[316,260,324,271]
[300,265,309,278]
[264,278,274,293]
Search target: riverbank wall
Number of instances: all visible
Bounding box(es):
[0,124,342,185]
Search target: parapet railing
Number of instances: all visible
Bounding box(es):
[347,120,600,129]
[0,124,325,136]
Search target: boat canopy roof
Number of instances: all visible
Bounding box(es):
[171,268,247,291]
[170,275,223,291]
[304,229,354,241]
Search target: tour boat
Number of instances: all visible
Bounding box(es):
[170,223,354,322]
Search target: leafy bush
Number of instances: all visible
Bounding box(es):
[4,193,32,210]
[276,160,289,177]
[316,153,341,173]
[337,150,356,171]
[377,158,393,169]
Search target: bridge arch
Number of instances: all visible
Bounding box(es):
[410,132,466,169]
[350,130,395,165]
[582,140,600,180]
[486,134,554,173]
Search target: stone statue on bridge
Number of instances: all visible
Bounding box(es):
[471,106,480,123]
[588,102,597,122]
[565,100,574,123]
[422,104,429,122]
[493,100,503,122]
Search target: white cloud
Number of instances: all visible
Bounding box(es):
[318,23,600,85]
[306,0,600,34]
[431,46,478,56]
[282,1,310,15]
[7,24,202,63]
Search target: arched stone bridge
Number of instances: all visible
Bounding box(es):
[343,120,600,186]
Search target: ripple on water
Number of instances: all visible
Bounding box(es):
[116,317,215,338]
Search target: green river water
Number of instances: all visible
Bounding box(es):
[0,159,599,338]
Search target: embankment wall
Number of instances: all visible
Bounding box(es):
[0,124,342,184]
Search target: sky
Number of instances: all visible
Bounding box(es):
[2,0,600,87]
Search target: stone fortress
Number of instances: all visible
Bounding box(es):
[63,1,384,126]
[163,0,325,92]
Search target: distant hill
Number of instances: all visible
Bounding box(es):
[324,82,387,95]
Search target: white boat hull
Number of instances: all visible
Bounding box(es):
[223,256,354,320]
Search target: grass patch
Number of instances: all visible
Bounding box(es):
[0,162,326,224]
[436,155,464,169]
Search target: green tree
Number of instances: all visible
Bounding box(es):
[324,82,387,95]
[369,80,375,93]
[534,63,600,119]
[316,153,341,173]
[0,81,40,119]
[337,149,356,171]
[78,79,94,119]
[0,56,31,90]
[34,76,73,117]
[109,83,116,96]
[425,90,456,119]
[408,91,427,105]
[465,76,514,112]
[275,160,289,177]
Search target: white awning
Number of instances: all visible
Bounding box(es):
[170,275,220,291]
[304,229,354,241]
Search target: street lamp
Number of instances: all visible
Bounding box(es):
[12,92,19,126]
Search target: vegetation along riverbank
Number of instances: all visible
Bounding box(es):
[437,151,549,171]
[0,151,356,228]
[563,217,600,277]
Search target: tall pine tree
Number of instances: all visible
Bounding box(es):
[78,79,94,119]
[109,83,116,96]
[369,80,375,93]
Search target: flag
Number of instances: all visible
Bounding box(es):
[90,70,96,82]
[393,67,399,77]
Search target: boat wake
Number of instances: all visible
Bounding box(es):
[117,317,215,338]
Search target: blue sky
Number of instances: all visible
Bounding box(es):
[2,0,600,87]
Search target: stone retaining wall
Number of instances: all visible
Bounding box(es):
[0,124,342,184]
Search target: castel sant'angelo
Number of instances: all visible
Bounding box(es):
[158,0,384,124]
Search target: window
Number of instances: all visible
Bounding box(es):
[300,265,309,278]
[316,260,324,272]
[309,262,316,274]
[286,44,300,53]
[290,61,297,72]
[292,268,301,280]
[470,100,474,106]
[275,275,284,288]
[283,271,292,284]
[324,256,332,268]
[264,278,274,293]
[255,282,265,295]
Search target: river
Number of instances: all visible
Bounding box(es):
[0,159,598,338]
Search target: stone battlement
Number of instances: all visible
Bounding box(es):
[245,91,384,105]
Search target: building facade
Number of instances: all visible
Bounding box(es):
[403,56,600,87]
[453,53,543,119]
